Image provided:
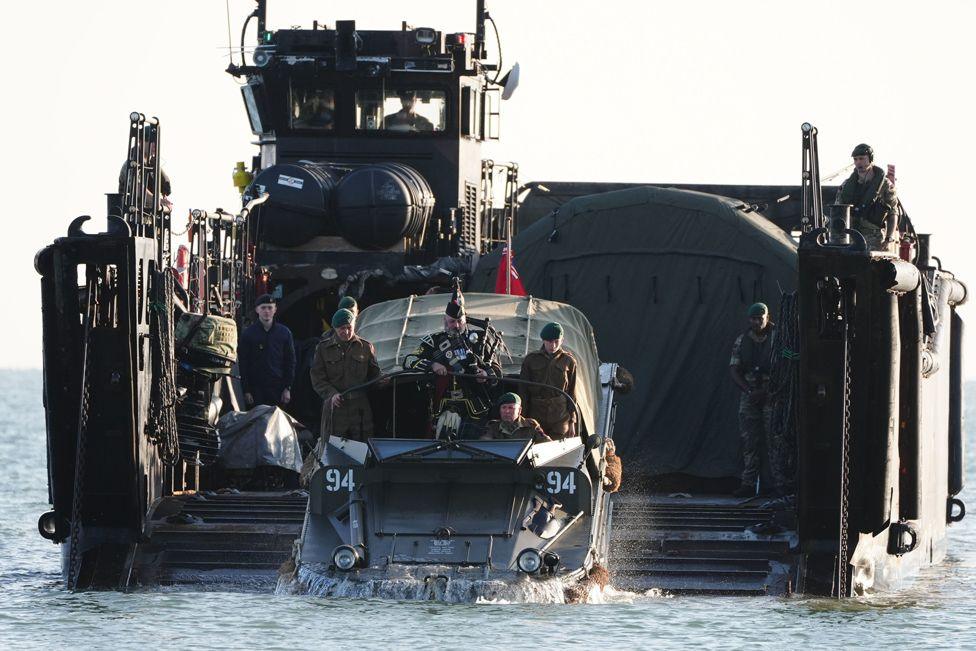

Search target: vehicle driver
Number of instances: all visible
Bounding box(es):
[309,308,382,441]
[384,91,434,132]
[834,143,899,252]
[480,393,550,444]
[519,322,579,439]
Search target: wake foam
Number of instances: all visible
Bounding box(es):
[280,563,575,603]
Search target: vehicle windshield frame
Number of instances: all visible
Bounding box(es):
[326,370,583,441]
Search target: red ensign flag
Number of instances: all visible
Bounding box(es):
[494,247,527,296]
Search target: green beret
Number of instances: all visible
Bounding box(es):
[338,296,358,312]
[498,392,521,407]
[748,302,769,318]
[540,322,564,341]
[331,308,355,328]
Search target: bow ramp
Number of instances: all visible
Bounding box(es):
[129,491,307,588]
[609,494,797,595]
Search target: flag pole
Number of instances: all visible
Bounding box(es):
[505,212,512,295]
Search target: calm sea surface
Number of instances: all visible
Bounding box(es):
[1,369,973,649]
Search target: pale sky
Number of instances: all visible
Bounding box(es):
[4,1,975,373]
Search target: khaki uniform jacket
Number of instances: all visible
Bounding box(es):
[480,416,551,444]
[519,347,578,436]
[310,334,381,440]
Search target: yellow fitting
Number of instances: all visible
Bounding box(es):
[232,161,254,195]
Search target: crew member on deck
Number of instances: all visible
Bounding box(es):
[834,143,899,252]
[729,302,787,498]
[118,124,172,209]
[238,294,296,410]
[384,91,434,132]
[519,322,578,440]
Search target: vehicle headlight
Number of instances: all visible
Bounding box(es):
[516,548,543,574]
[333,544,360,571]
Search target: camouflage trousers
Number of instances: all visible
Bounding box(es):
[854,223,895,253]
[738,392,790,493]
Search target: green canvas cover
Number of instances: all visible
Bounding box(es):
[175,313,238,362]
[355,293,602,435]
[470,186,798,480]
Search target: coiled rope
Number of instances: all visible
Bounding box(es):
[147,268,180,464]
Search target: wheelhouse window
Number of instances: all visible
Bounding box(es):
[290,85,335,130]
[356,89,447,133]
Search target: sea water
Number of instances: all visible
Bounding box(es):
[1,369,973,649]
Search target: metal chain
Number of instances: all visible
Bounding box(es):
[837,303,853,598]
[66,281,97,591]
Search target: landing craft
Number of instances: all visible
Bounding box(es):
[33,0,966,600]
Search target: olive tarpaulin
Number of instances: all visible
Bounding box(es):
[470,186,797,481]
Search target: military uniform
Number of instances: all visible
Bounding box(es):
[480,416,551,444]
[403,328,500,420]
[310,334,381,441]
[519,347,578,439]
[238,321,296,408]
[835,165,898,251]
[730,325,788,493]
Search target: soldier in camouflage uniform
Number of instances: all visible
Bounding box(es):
[835,143,899,252]
[729,303,785,497]
[519,322,578,440]
[310,308,382,441]
[480,393,551,444]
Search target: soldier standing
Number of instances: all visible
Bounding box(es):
[481,393,551,444]
[320,296,359,341]
[729,303,787,498]
[310,308,382,441]
[519,322,578,440]
[238,294,296,409]
[835,143,899,251]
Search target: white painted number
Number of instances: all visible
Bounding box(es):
[546,470,576,495]
[325,468,355,492]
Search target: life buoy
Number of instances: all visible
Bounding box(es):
[174,244,189,287]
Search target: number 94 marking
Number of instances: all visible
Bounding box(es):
[324,468,355,492]
[546,470,576,495]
